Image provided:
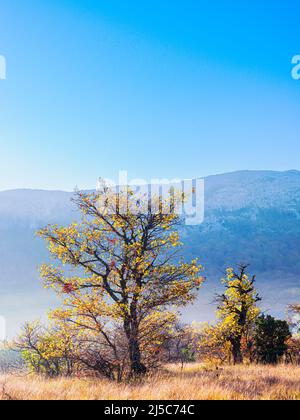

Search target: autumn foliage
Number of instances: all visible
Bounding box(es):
[15,188,203,380]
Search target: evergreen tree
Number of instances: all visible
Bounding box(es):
[254,315,291,364]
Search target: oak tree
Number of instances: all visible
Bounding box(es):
[216,265,261,364]
[38,188,203,378]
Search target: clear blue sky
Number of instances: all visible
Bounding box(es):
[0,0,300,191]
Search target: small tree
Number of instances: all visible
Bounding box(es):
[13,322,77,377]
[288,304,300,332]
[254,315,291,364]
[38,189,203,379]
[162,324,196,367]
[286,335,300,365]
[216,264,261,364]
[286,304,300,365]
[194,322,233,365]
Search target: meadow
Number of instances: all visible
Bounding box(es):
[1,364,300,401]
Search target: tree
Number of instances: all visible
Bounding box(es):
[286,304,300,365]
[286,335,300,365]
[194,322,233,365]
[288,304,300,332]
[38,188,203,379]
[13,322,77,377]
[254,315,291,364]
[216,264,261,364]
[162,324,196,367]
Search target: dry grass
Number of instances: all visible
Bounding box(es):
[0,364,300,400]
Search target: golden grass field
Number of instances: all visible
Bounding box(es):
[1,364,300,400]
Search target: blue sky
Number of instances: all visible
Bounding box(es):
[0,0,300,190]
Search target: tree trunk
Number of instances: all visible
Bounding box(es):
[129,336,147,377]
[231,338,243,365]
[124,317,147,378]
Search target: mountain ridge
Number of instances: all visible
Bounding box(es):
[1,169,299,193]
